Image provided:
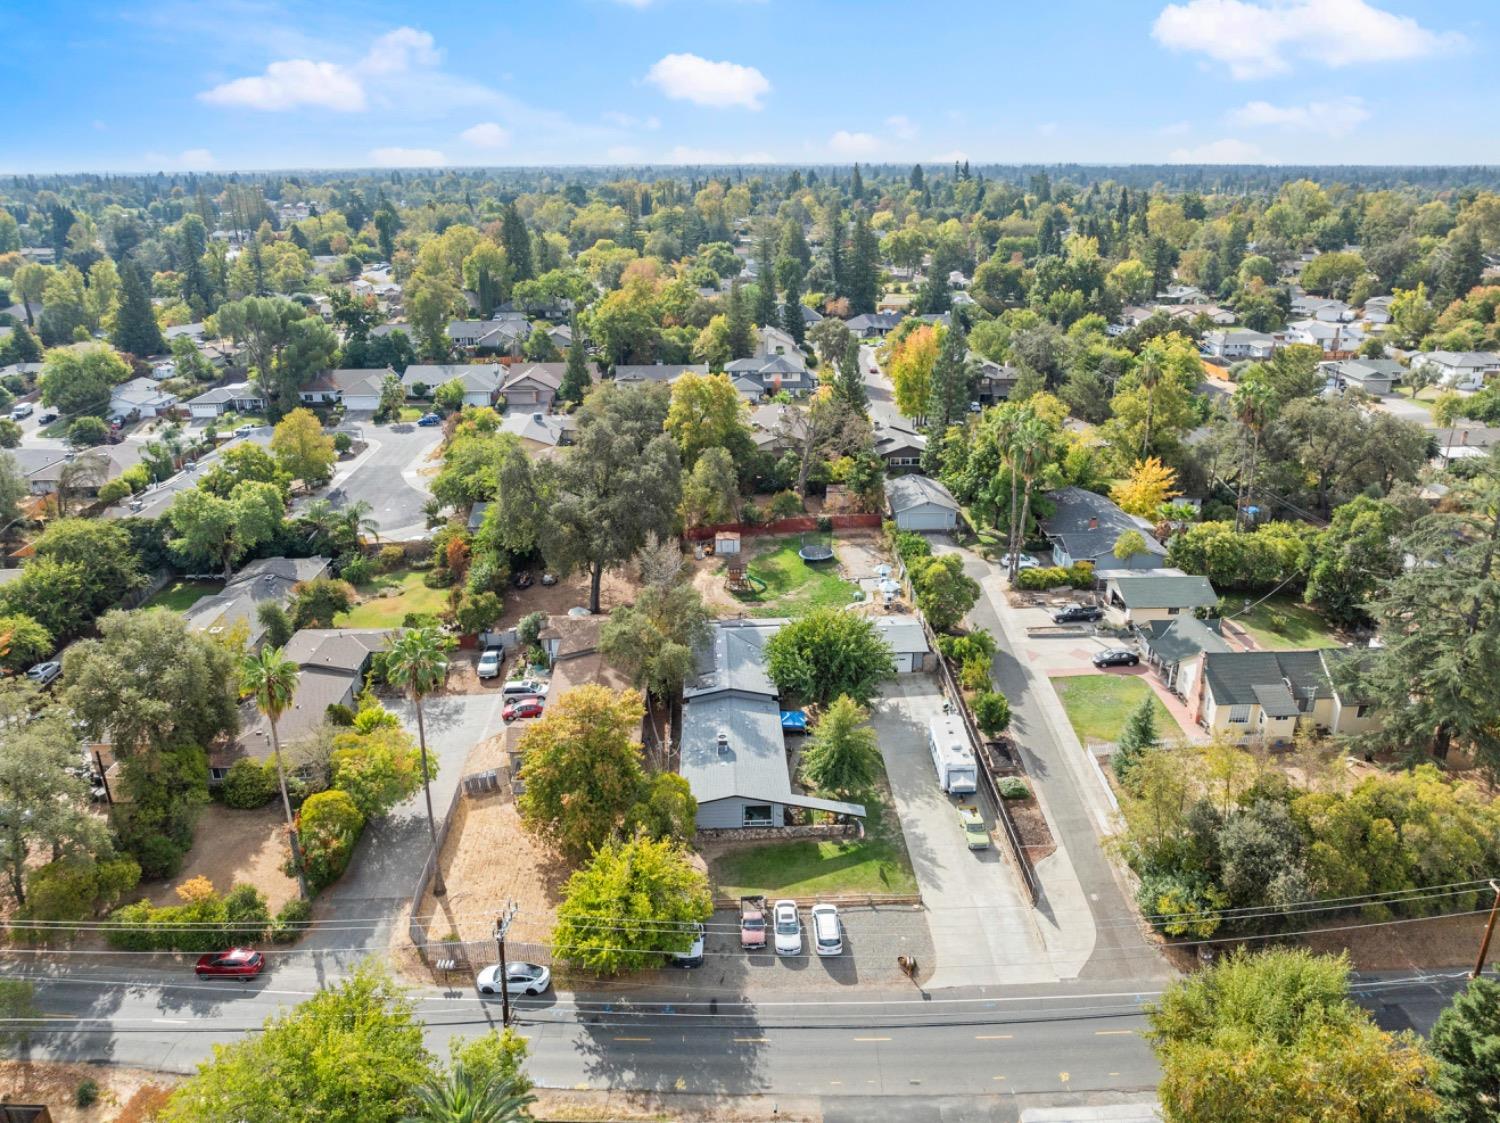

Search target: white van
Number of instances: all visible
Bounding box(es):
[928,714,978,794]
[810,903,842,957]
[501,677,548,697]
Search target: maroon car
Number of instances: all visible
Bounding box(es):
[195,947,265,981]
[503,696,545,722]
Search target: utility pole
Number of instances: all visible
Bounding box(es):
[494,901,520,1026]
[1472,880,1500,980]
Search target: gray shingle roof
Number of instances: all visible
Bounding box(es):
[1111,575,1217,610]
[1141,616,1229,665]
[1201,649,1333,709]
[1042,487,1165,563]
[884,474,958,514]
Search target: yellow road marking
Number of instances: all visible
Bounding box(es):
[613,1036,651,1042]
[854,1036,891,1042]
[993,1076,1007,1082]
[975,1033,1013,1040]
[1095,1029,1134,1036]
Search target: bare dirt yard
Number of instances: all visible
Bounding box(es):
[143,804,299,915]
[0,1061,178,1122]
[492,566,640,632]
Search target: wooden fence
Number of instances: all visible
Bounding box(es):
[682,513,882,541]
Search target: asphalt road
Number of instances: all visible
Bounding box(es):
[304,417,442,540]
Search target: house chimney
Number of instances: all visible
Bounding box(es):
[1088,516,1099,530]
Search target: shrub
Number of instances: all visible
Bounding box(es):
[1017,565,1071,590]
[18,857,142,936]
[769,490,804,519]
[377,544,406,573]
[325,702,356,727]
[739,502,766,526]
[938,630,996,665]
[974,692,1012,737]
[422,566,454,588]
[997,776,1030,799]
[105,900,157,951]
[97,478,132,505]
[402,611,441,630]
[959,653,992,692]
[295,789,365,893]
[222,883,271,943]
[271,897,313,944]
[816,515,833,533]
[340,555,373,586]
[517,610,547,648]
[131,834,187,881]
[333,431,353,454]
[456,591,502,636]
[893,531,932,566]
[75,1079,100,1108]
[1067,561,1096,589]
[220,758,276,809]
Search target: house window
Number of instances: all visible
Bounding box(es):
[209,766,229,782]
[1166,607,1180,615]
[1354,704,1368,718]
[742,805,773,827]
[1227,705,1252,724]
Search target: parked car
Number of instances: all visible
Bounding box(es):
[38,410,57,424]
[233,424,255,438]
[1012,553,1041,570]
[1051,604,1103,624]
[501,678,548,697]
[968,400,982,413]
[773,899,802,957]
[108,415,126,431]
[195,948,264,980]
[502,696,544,722]
[958,806,990,850]
[417,412,442,426]
[810,903,842,957]
[476,961,551,996]
[10,403,32,420]
[739,895,768,950]
[1092,648,1139,668]
[25,661,61,686]
[476,647,503,679]
[670,922,706,968]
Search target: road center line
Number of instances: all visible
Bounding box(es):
[1094,1029,1134,1036]
[853,1036,891,1042]
[975,1034,1013,1040]
[613,1036,652,1042]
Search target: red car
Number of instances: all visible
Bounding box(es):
[503,696,545,722]
[195,947,265,981]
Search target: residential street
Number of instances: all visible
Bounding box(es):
[291,418,443,540]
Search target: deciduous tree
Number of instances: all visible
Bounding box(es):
[270,407,336,486]
[764,607,895,706]
[799,694,882,798]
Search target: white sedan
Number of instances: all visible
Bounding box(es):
[476,962,551,996]
[773,899,802,957]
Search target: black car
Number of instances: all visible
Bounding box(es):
[1092,648,1139,668]
[1051,604,1104,624]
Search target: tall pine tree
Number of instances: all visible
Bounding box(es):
[752,230,778,327]
[0,323,41,365]
[834,343,868,413]
[501,203,533,283]
[111,262,165,357]
[725,281,754,360]
[558,311,592,404]
[922,322,970,472]
[850,163,864,202]
[826,206,846,300]
[845,213,880,316]
[779,260,806,345]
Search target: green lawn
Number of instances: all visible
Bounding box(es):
[335,569,449,628]
[1233,595,1342,651]
[142,579,222,612]
[1051,674,1180,746]
[1391,386,1436,412]
[709,797,917,898]
[727,534,860,618]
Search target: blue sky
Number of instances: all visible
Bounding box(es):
[5,0,1498,172]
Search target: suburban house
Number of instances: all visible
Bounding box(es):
[1361,295,1394,326]
[1040,487,1167,570]
[845,311,904,338]
[447,315,530,354]
[1140,615,1231,693]
[972,357,1020,403]
[1182,648,1377,746]
[1106,574,1218,627]
[748,403,799,453]
[680,620,866,830]
[110,376,178,419]
[219,627,395,779]
[500,410,577,455]
[722,326,816,395]
[872,418,926,470]
[501,362,578,411]
[1328,358,1404,396]
[298,367,393,408]
[613,363,709,387]
[1283,319,1366,356]
[183,556,331,649]
[185,382,266,419]
[885,474,960,532]
[1411,351,1500,391]
[1203,329,1277,361]
[402,363,503,407]
[873,614,934,673]
[1156,284,1205,305]
[1290,295,1352,322]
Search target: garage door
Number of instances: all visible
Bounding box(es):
[897,506,957,532]
[342,395,381,412]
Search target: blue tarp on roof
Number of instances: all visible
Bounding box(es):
[780,710,808,732]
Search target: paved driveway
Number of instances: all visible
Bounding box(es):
[871,675,1053,986]
[309,691,507,952]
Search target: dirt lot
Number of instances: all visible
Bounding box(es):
[143,804,299,915]
[493,566,640,631]
[0,1062,178,1122]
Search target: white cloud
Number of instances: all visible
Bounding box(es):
[828,130,882,158]
[885,114,918,141]
[368,146,446,166]
[460,122,511,148]
[177,148,216,170]
[200,58,367,111]
[1168,137,1263,162]
[1153,0,1463,79]
[644,53,770,109]
[359,27,440,75]
[1228,95,1369,135]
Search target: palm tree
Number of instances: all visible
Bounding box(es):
[1007,415,1052,583]
[385,626,450,896]
[299,498,341,551]
[401,1064,534,1123]
[1135,352,1164,458]
[241,646,310,900]
[1231,373,1275,532]
[338,498,381,545]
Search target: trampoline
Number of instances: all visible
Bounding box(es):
[797,536,836,563]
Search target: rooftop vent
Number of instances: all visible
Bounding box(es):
[716,730,730,754]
